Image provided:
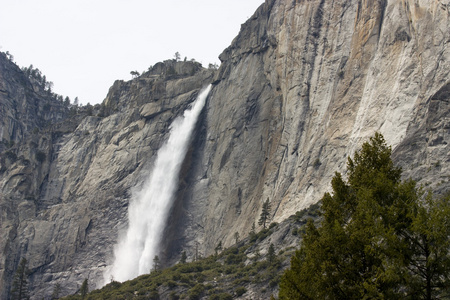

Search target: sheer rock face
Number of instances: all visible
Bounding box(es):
[0,0,449,298]
[184,0,449,256]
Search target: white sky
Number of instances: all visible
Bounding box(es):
[0,0,264,104]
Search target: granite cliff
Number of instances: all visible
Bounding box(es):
[1,0,449,298]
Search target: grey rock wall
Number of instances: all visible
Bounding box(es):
[178,0,449,258]
[0,0,449,298]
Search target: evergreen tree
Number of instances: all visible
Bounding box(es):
[51,283,61,300]
[267,243,276,264]
[10,258,30,300]
[152,255,160,272]
[249,222,257,241]
[130,70,140,78]
[258,198,271,229]
[401,192,450,298]
[234,232,240,244]
[80,279,88,298]
[64,96,70,107]
[174,51,181,61]
[279,133,450,299]
[180,251,187,264]
[86,103,93,116]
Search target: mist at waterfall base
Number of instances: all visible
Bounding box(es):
[103,84,212,284]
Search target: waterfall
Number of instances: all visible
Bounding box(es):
[104,84,211,284]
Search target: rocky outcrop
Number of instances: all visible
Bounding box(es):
[0,0,449,298]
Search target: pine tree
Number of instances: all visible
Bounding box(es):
[10,258,30,300]
[234,232,240,244]
[258,198,271,229]
[249,222,257,241]
[51,283,61,300]
[64,96,70,107]
[180,251,187,264]
[80,279,88,298]
[152,255,160,272]
[279,133,450,299]
[401,192,450,298]
[267,243,276,264]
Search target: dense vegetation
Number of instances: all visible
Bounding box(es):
[62,223,304,300]
[279,133,450,299]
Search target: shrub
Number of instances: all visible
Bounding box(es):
[269,222,278,229]
[188,283,205,300]
[149,289,160,300]
[313,158,321,168]
[167,280,177,289]
[209,293,233,300]
[235,286,247,296]
[169,291,180,300]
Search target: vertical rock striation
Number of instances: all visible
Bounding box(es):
[0,0,449,298]
[177,0,449,256]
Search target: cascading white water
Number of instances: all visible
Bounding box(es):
[103,84,211,284]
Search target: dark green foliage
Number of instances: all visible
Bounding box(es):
[268,222,278,229]
[234,232,240,244]
[256,228,271,241]
[180,251,187,264]
[235,286,247,296]
[51,283,61,300]
[402,192,450,299]
[225,252,244,265]
[209,293,233,300]
[80,279,88,298]
[267,244,276,264]
[249,222,257,241]
[188,283,205,300]
[279,133,450,299]
[313,158,321,168]
[289,202,321,223]
[259,198,271,229]
[149,289,160,299]
[167,280,177,289]
[10,258,30,300]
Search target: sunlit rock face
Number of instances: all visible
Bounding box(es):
[0,0,449,298]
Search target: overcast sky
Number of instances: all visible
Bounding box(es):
[0,0,264,104]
